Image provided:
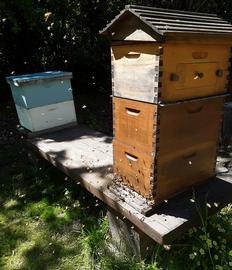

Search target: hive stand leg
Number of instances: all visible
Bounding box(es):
[107,208,155,258]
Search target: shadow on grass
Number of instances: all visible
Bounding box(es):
[0,142,108,269]
[21,240,79,270]
[0,222,28,257]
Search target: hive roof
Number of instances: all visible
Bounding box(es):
[101,5,232,38]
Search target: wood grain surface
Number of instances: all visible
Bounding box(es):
[113,139,154,197]
[111,43,160,103]
[113,97,157,153]
[161,43,230,101]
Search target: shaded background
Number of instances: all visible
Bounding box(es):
[1,0,232,100]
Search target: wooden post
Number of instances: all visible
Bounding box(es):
[107,208,155,258]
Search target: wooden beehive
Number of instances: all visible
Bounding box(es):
[101,5,232,204]
[113,96,224,200]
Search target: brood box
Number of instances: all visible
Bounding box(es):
[101,5,232,205]
[113,96,224,201]
[6,71,77,132]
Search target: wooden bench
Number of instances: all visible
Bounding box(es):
[28,125,232,248]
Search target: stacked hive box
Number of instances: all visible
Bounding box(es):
[101,5,232,204]
[6,71,77,133]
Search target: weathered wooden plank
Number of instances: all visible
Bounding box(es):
[28,125,232,245]
[149,21,232,30]
[159,26,232,33]
[153,176,232,243]
[132,8,222,21]
[140,17,232,27]
[127,5,218,17]
[136,12,226,24]
[108,183,154,216]
[111,43,160,103]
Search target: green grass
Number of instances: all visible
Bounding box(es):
[0,143,231,270]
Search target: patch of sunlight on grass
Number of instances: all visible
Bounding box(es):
[7,240,36,270]
[3,219,82,270]
[26,199,50,218]
[0,213,7,224]
[4,199,20,210]
[25,199,81,230]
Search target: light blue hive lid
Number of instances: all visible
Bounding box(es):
[6,71,72,86]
